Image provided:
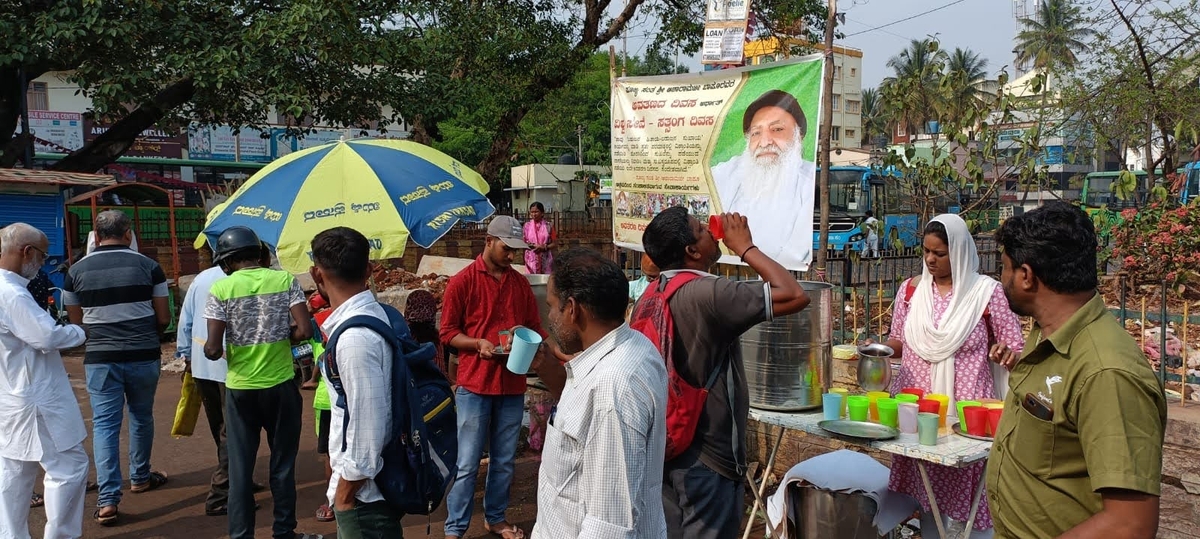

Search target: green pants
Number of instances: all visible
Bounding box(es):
[334,500,404,539]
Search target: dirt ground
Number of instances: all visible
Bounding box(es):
[23,346,539,539]
[23,345,770,538]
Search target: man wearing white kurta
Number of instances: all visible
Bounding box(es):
[0,223,90,539]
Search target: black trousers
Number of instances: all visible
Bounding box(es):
[334,500,404,539]
[194,378,229,512]
[226,380,302,539]
[662,451,745,539]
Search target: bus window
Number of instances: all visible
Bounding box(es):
[870,181,886,215]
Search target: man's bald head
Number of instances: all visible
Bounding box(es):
[0,223,47,255]
[0,223,49,279]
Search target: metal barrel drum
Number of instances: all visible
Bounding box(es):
[524,273,551,329]
[744,280,833,412]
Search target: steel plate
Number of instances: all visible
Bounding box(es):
[818,420,899,440]
[951,421,994,442]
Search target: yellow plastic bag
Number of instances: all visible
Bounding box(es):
[172,372,202,438]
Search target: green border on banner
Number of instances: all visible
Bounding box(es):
[708,59,824,168]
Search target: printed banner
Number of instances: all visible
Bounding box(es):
[84,118,186,158]
[611,56,823,271]
[707,0,751,22]
[21,111,84,153]
[702,23,749,65]
[188,125,238,161]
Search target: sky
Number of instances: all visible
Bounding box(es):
[623,0,1023,90]
[838,0,1023,89]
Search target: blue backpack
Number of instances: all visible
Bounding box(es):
[322,303,458,516]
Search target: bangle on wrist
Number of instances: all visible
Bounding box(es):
[739,245,758,260]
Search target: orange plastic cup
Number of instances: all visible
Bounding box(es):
[987,407,1004,436]
[926,394,950,429]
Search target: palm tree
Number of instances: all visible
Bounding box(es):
[880,39,948,138]
[1014,0,1092,82]
[943,47,990,133]
[860,87,886,147]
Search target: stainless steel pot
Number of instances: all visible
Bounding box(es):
[524,273,550,329]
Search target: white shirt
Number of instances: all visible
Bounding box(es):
[0,269,88,461]
[322,290,392,506]
[532,324,668,539]
[863,216,880,239]
[176,267,228,382]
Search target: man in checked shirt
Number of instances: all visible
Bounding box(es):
[531,248,668,538]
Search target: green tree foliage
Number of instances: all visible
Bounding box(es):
[942,47,990,133]
[1061,0,1200,190]
[1014,0,1092,75]
[859,87,886,147]
[880,39,948,137]
[1,0,406,170]
[2,0,827,188]
[433,50,684,181]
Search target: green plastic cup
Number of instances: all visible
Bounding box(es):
[877,397,899,428]
[895,393,919,405]
[918,412,940,446]
[847,395,870,422]
[956,400,981,431]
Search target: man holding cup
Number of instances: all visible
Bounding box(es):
[439,215,546,539]
[532,248,668,537]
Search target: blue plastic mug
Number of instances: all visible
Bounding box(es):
[822,393,843,420]
[506,327,543,375]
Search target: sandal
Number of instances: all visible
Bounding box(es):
[131,471,168,493]
[30,493,44,508]
[94,506,119,526]
[315,503,335,522]
[484,521,526,539]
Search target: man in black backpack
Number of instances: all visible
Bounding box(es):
[310,227,401,538]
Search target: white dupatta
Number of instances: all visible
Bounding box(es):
[902,214,1000,408]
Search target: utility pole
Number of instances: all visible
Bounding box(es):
[815,0,837,281]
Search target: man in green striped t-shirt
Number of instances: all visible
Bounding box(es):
[203,226,319,539]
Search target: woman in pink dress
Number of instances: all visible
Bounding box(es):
[877,214,1025,539]
[522,202,556,274]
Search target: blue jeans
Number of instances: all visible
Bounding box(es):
[443,387,524,537]
[85,359,161,508]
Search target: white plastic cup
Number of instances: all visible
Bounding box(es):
[506,327,543,375]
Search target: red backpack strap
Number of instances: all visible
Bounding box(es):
[630,272,702,365]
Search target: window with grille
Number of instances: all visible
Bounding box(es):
[26,82,48,110]
[846,100,861,114]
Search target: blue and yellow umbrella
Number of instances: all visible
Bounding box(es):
[196,138,494,272]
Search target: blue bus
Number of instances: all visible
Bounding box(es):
[1182,161,1199,206]
[814,166,920,253]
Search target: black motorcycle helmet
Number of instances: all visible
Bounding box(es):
[212,226,262,265]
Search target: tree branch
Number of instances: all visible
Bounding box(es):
[50,77,195,172]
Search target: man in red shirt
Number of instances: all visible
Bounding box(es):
[440,215,545,539]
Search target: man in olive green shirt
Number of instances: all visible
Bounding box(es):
[988,202,1166,539]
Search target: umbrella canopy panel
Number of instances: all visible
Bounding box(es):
[197,139,495,272]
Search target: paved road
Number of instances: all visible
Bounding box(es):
[24,345,540,539]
